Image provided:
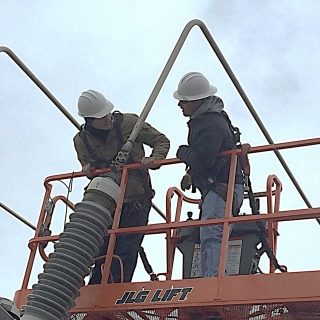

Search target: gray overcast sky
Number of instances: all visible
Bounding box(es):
[1,0,320,300]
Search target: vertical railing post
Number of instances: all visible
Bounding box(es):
[20,184,53,289]
[218,151,237,277]
[101,169,128,284]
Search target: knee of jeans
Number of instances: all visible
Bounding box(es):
[201,196,225,220]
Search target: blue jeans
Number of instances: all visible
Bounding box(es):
[200,184,244,277]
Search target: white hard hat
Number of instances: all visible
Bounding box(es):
[173,72,217,101]
[78,90,114,118]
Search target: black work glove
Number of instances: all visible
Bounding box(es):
[180,173,192,191]
[176,145,190,162]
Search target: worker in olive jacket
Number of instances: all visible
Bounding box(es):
[74,90,170,283]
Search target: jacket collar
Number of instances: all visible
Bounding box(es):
[190,96,224,120]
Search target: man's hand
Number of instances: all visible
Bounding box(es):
[141,156,160,169]
[180,172,192,191]
[176,145,190,162]
[82,163,97,179]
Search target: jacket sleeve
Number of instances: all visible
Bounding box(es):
[124,113,170,160]
[73,132,91,168]
[177,122,224,177]
[138,121,170,160]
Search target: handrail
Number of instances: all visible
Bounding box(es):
[165,175,283,276]
[38,195,76,262]
[19,136,320,287]
[266,175,282,272]
[165,187,200,279]
[39,135,320,188]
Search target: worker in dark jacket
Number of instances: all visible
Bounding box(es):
[173,72,244,277]
[74,90,170,283]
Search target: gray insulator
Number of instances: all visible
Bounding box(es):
[21,198,115,320]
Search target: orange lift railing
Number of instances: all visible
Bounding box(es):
[13,136,320,320]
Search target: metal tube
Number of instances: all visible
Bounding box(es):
[0,201,36,231]
[125,19,197,147]
[0,46,80,130]
[151,202,166,220]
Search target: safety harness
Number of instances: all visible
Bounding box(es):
[202,110,242,215]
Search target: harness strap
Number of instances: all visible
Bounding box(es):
[239,143,251,191]
[221,110,241,146]
[204,111,242,187]
[138,246,159,281]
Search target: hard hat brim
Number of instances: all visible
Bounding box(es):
[173,85,217,101]
[78,108,111,119]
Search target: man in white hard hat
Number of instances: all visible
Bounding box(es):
[174,72,244,277]
[74,90,170,283]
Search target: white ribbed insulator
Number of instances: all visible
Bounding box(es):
[21,199,114,320]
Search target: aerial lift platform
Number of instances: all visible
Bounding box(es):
[10,138,320,320]
[1,19,320,320]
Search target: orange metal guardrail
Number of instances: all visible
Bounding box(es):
[18,136,320,292]
[165,173,282,278]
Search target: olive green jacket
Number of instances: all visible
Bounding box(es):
[73,113,170,202]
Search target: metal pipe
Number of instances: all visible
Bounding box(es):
[0,46,80,130]
[0,201,36,231]
[124,19,198,148]
[151,202,166,221]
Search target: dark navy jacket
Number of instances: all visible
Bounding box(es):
[177,111,243,192]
